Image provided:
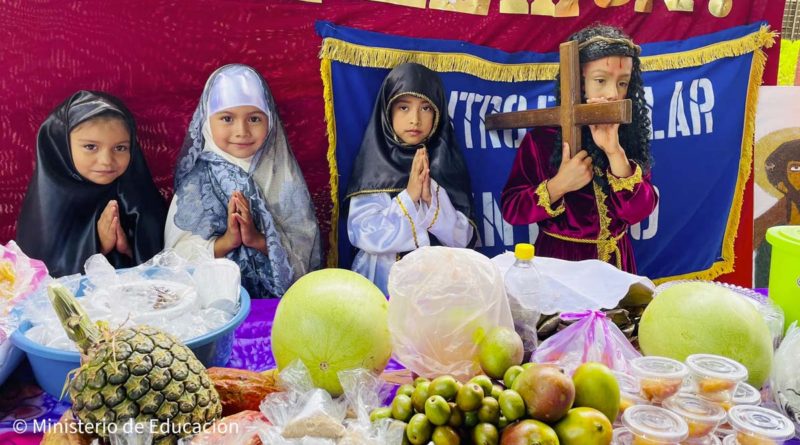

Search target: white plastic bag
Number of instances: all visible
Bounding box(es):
[771,321,800,432]
[257,361,403,445]
[492,252,654,314]
[387,246,515,380]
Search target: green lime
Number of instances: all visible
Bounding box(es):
[397,383,415,398]
[498,389,526,421]
[429,375,459,401]
[491,384,504,399]
[478,397,500,424]
[425,395,452,426]
[392,394,414,422]
[464,410,479,428]
[456,382,484,411]
[503,365,524,389]
[447,402,464,428]
[472,422,500,445]
[412,382,430,413]
[406,413,433,445]
[469,375,494,398]
[370,407,393,423]
[432,425,460,445]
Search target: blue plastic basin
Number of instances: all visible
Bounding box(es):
[10,287,251,399]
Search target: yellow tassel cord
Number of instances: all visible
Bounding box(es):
[320,57,339,268]
[320,26,776,273]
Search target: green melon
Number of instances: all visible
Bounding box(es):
[271,269,392,396]
[638,282,773,387]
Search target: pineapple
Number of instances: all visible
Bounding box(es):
[49,283,222,444]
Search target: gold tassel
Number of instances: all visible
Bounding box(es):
[320,57,340,268]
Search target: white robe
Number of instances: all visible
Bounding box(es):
[347,179,473,294]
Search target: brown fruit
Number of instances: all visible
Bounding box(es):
[41,411,94,445]
[512,365,575,423]
[500,419,559,445]
[208,367,281,417]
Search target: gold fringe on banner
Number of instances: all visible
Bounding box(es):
[320,57,339,268]
[320,26,776,273]
[653,44,769,284]
[640,25,776,72]
[319,38,559,82]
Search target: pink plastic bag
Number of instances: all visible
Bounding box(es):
[531,310,640,375]
[0,240,48,312]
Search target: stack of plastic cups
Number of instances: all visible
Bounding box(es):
[721,405,796,444]
[630,356,689,404]
[613,405,689,444]
[662,394,726,444]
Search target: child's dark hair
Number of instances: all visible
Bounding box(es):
[766,138,800,189]
[551,24,653,190]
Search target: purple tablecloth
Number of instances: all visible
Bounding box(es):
[1,296,796,444]
[227,298,404,372]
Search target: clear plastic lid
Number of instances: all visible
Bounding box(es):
[732,383,761,406]
[685,354,748,382]
[663,394,726,424]
[622,405,689,443]
[631,356,689,380]
[684,434,722,445]
[727,405,796,441]
[613,427,634,445]
[615,371,641,395]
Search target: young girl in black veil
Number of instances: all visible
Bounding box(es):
[17,91,167,277]
[345,63,476,294]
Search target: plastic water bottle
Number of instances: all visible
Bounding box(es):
[504,243,544,362]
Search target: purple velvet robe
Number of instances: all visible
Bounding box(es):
[501,128,657,273]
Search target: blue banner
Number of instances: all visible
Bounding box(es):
[318,21,772,280]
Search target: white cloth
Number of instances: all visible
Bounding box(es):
[164,197,216,261]
[347,179,473,294]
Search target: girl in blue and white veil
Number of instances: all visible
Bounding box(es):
[165,64,321,298]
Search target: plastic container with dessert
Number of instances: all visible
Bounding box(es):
[720,405,796,445]
[616,371,650,420]
[631,356,689,403]
[685,354,748,404]
[615,405,689,444]
[663,394,726,439]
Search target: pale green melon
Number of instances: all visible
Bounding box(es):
[638,282,773,387]
[271,269,392,396]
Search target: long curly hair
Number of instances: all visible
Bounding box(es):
[551,24,653,191]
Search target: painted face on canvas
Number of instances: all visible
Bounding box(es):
[69,116,131,185]
[788,160,800,191]
[391,94,436,146]
[582,56,633,101]
[209,105,270,159]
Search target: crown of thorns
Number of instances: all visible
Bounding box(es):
[577,35,641,62]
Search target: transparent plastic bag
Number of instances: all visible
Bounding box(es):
[492,252,654,314]
[180,410,270,445]
[387,246,515,380]
[770,321,800,433]
[22,251,239,348]
[258,361,403,445]
[107,419,153,445]
[531,310,641,375]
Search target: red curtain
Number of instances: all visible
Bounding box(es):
[0,0,784,286]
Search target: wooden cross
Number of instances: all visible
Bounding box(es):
[486,40,632,157]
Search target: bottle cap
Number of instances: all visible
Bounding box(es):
[514,243,534,260]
